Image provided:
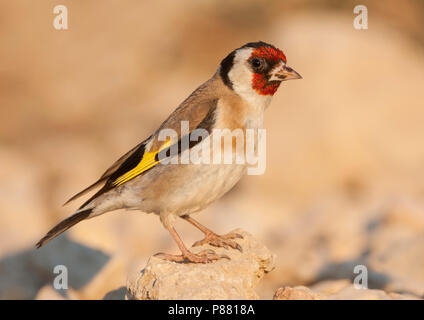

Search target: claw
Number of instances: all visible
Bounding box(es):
[154,252,186,262]
[225,232,244,240]
[192,231,243,252]
[197,249,230,260]
[154,248,229,264]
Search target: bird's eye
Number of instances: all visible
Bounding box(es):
[250,58,262,69]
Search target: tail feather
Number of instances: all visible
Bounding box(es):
[63,179,106,206]
[35,208,93,248]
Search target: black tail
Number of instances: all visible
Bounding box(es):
[35,208,93,248]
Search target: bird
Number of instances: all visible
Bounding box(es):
[36,41,302,263]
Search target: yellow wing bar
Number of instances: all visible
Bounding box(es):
[112,139,172,186]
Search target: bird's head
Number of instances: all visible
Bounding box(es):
[220,41,302,98]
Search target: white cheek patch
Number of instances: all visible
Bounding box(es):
[228,48,254,94]
[228,48,272,109]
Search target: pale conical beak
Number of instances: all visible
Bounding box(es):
[271,64,302,82]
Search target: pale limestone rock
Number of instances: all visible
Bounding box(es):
[274,279,422,300]
[126,229,275,300]
[310,279,352,295]
[273,286,324,300]
[328,285,419,300]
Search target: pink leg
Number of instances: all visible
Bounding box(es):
[154,226,229,263]
[181,215,243,252]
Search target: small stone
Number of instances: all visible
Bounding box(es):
[126,229,275,300]
[273,286,325,300]
[274,280,422,300]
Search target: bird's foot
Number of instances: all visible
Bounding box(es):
[193,231,243,252]
[154,249,230,264]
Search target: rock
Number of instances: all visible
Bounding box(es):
[126,229,275,300]
[274,280,422,300]
[273,286,324,300]
[327,285,419,300]
[310,279,352,295]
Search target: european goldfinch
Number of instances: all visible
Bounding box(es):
[36,41,302,263]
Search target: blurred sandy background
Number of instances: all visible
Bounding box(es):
[1,0,424,299]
